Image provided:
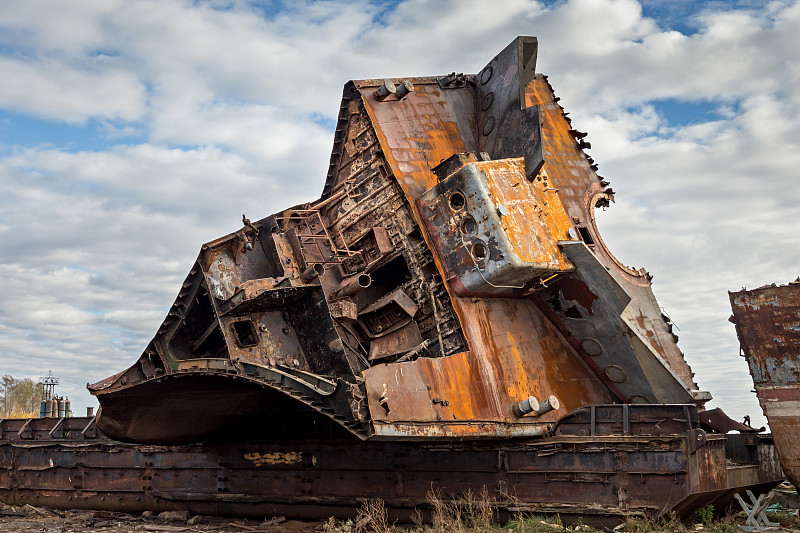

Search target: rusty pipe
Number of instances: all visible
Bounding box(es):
[332,273,371,298]
[301,263,326,283]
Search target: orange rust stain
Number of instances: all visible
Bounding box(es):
[479,158,573,271]
[524,80,595,223]
[363,294,615,426]
[423,351,483,420]
[506,331,530,403]
[525,78,651,293]
[525,76,698,393]
[364,351,488,422]
[361,83,472,338]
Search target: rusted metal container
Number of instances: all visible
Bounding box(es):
[730,280,800,488]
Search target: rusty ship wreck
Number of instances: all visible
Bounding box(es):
[89,36,713,444]
[0,37,783,522]
[730,280,800,490]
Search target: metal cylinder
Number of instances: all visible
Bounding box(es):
[332,273,372,298]
[537,395,560,415]
[395,80,414,100]
[513,394,560,418]
[58,399,66,418]
[301,263,326,282]
[46,398,55,418]
[513,395,539,418]
[65,399,72,417]
[373,80,396,102]
[39,400,46,418]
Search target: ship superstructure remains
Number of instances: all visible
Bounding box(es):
[89,36,710,445]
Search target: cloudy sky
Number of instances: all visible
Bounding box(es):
[0,0,797,429]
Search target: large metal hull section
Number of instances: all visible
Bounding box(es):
[89,37,711,444]
[730,282,800,488]
[92,372,357,444]
[0,417,782,523]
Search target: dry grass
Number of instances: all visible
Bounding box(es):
[621,512,687,533]
[359,499,392,533]
[323,489,594,533]
[323,499,392,533]
[425,487,495,533]
[322,491,767,533]
[619,508,767,533]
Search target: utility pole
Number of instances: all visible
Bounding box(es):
[40,371,58,400]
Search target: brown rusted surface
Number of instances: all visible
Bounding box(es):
[524,76,699,394]
[700,407,763,434]
[0,416,100,441]
[730,281,800,488]
[89,36,709,444]
[0,412,784,523]
[359,79,616,422]
[364,300,614,436]
[417,157,574,296]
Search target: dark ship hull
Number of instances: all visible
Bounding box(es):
[730,281,800,488]
[0,410,783,522]
[93,371,356,444]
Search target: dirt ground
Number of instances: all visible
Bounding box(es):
[0,507,325,533]
[3,504,800,533]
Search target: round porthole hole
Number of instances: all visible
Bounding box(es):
[472,242,487,260]
[461,216,478,236]
[448,191,466,211]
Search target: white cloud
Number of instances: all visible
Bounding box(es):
[0,57,146,123]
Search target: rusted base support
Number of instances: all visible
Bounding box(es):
[0,419,784,525]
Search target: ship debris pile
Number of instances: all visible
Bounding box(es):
[0,37,785,523]
[89,36,711,444]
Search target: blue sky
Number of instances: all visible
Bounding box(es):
[0,0,799,430]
